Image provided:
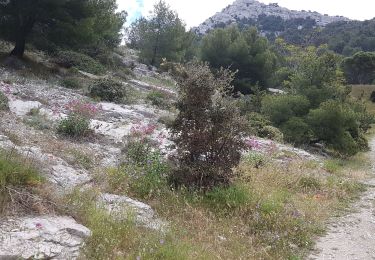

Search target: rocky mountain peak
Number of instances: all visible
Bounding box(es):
[196,0,350,34]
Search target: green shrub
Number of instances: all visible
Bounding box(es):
[281,117,311,145]
[246,112,271,134]
[0,150,43,213]
[147,91,170,109]
[204,184,251,211]
[243,152,269,168]
[61,77,81,89]
[57,114,90,138]
[127,151,170,199]
[0,150,42,189]
[57,100,99,138]
[299,176,321,191]
[0,91,9,111]
[307,100,363,156]
[89,78,127,103]
[261,125,283,142]
[55,50,105,75]
[261,95,310,126]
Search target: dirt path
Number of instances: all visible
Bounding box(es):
[308,139,375,260]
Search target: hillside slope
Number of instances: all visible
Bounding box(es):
[196,0,349,35]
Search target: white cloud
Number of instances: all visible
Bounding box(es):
[118,0,375,28]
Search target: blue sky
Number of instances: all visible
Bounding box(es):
[118,0,375,28]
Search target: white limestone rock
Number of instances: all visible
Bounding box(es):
[196,0,349,34]
[0,216,90,260]
[99,193,167,231]
[8,100,42,116]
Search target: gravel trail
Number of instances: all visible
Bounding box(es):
[308,139,375,260]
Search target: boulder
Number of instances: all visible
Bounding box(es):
[0,216,90,260]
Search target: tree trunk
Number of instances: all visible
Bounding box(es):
[10,16,35,58]
[10,35,26,58]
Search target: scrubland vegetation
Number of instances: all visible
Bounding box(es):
[1,0,375,259]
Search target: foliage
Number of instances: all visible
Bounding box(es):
[89,78,127,103]
[261,95,310,126]
[312,19,375,55]
[64,190,194,260]
[23,108,51,130]
[307,100,365,156]
[0,150,42,189]
[57,100,100,138]
[61,77,81,89]
[146,90,170,109]
[0,150,42,213]
[281,117,311,145]
[55,51,105,75]
[0,91,9,110]
[0,0,126,57]
[342,51,375,84]
[200,26,278,94]
[114,123,171,199]
[169,62,248,188]
[128,0,193,66]
[203,184,251,211]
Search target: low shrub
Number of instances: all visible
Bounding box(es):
[261,95,310,126]
[370,91,375,103]
[55,50,105,75]
[89,78,127,103]
[204,184,251,211]
[61,77,81,89]
[299,176,322,191]
[260,125,283,142]
[147,91,170,109]
[0,150,41,189]
[23,108,51,130]
[0,150,43,214]
[120,123,170,199]
[243,152,269,168]
[0,91,9,111]
[281,117,311,145]
[57,100,100,138]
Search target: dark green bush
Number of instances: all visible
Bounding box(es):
[0,91,9,111]
[281,117,311,145]
[55,50,105,75]
[261,95,310,126]
[260,126,284,142]
[61,77,81,89]
[89,78,127,103]
[246,112,283,141]
[371,91,375,103]
[307,100,364,156]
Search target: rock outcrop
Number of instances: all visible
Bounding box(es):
[196,0,349,34]
[0,216,91,260]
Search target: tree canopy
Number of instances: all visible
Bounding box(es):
[342,51,375,84]
[200,26,278,94]
[0,0,126,57]
[128,0,193,67]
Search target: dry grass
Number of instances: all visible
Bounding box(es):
[350,85,375,114]
[69,152,367,260]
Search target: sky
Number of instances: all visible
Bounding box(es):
[118,0,375,28]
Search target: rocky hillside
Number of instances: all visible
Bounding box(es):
[196,0,349,34]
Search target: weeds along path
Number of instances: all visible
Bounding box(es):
[308,138,375,260]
